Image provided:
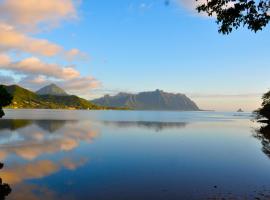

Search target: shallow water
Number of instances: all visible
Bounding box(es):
[0,109,270,200]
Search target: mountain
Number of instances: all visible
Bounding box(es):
[2,85,101,110]
[92,89,200,111]
[36,84,68,96]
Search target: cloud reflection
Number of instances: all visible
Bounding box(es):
[8,183,75,200]
[2,158,87,185]
[0,119,98,160]
[0,119,95,199]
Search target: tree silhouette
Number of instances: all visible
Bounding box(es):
[255,124,270,157]
[0,163,11,200]
[0,86,13,118]
[196,0,270,34]
[255,91,270,123]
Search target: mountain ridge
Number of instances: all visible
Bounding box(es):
[92,89,200,111]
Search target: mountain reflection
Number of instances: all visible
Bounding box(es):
[0,119,75,133]
[102,121,188,132]
[254,124,270,158]
[35,120,71,133]
[0,119,32,131]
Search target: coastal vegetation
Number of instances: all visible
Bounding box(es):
[254,91,270,158]
[255,91,270,123]
[1,84,128,111]
[3,84,99,110]
[0,85,13,118]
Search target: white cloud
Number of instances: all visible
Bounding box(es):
[59,76,101,94]
[176,0,213,18]
[176,0,233,17]
[1,57,80,80]
[0,23,86,59]
[18,75,49,89]
[0,53,11,66]
[0,0,79,31]
[65,48,88,61]
[25,75,48,84]
[0,54,100,95]
[0,24,62,57]
[177,0,206,10]
[18,74,101,95]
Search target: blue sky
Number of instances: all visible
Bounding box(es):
[0,0,269,111]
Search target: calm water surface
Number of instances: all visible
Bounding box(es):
[0,109,270,200]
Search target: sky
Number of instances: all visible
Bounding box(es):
[0,0,269,111]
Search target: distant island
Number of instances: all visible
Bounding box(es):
[2,84,126,110]
[92,89,200,111]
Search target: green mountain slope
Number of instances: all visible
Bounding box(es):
[2,85,101,110]
[36,83,68,96]
[92,89,200,111]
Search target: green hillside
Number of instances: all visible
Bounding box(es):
[2,85,102,110]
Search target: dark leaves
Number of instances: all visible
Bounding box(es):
[0,85,13,118]
[255,90,270,122]
[0,163,11,200]
[196,0,270,34]
[0,86,12,108]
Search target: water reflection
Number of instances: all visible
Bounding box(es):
[1,113,270,199]
[102,121,187,132]
[35,120,73,133]
[0,119,98,160]
[0,119,98,200]
[0,119,74,133]
[8,183,73,200]
[254,124,270,158]
[0,119,32,131]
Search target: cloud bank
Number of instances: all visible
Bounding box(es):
[0,0,99,97]
[0,53,100,94]
[0,0,78,31]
